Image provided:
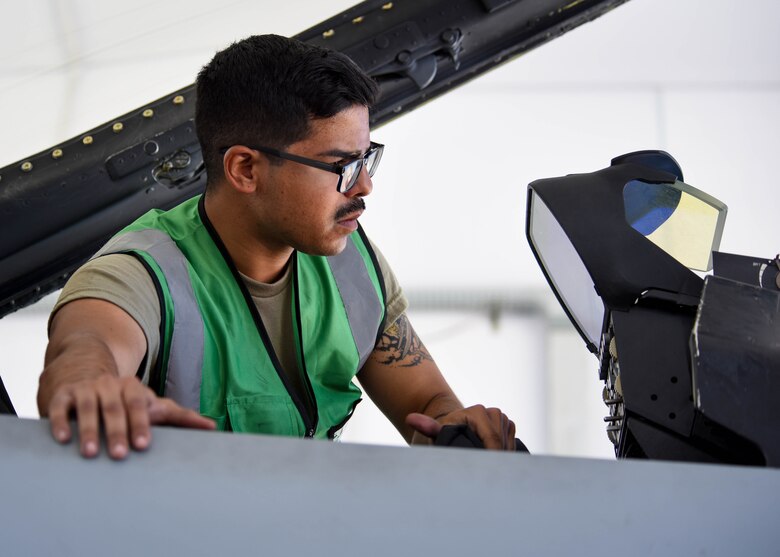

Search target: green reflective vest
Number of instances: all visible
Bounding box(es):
[94,195,386,439]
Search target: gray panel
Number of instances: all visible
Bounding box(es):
[1,415,779,556]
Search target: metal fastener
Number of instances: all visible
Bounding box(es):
[144,141,159,156]
[52,149,63,159]
[173,95,185,105]
[382,2,393,9]
[322,29,335,38]
[142,108,154,118]
[112,122,123,133]
[352,16,364,24]
[83,136,94,145]
[21,161,33,172]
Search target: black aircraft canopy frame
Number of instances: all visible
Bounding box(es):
[0,0,630,319]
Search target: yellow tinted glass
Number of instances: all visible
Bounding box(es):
[623,180,727,272]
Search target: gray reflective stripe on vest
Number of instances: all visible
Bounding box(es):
[327,237,383,369]
[92,230,204,411]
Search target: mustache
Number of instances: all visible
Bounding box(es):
[334,198,366,220]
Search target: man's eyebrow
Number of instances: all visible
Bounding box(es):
[317,148,364,159]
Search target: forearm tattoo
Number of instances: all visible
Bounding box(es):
[373,314,433,367]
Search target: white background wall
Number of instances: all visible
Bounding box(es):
[0,0,778,459]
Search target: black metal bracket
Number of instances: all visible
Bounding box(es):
[343,24,463,90]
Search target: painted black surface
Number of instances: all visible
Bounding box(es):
[0,375,15,415]
[692,276,780,465]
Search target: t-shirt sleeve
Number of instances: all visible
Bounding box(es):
[365,236,408,333]
[50,253,161,383]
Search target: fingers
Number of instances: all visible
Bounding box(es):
[405,412,443,440]
[504,416,516,451]
[95,377,129,459]
[148,397,216,430]
[496,409,516,451]
[49,376,128,459]
[74,388,100,458]
[436,405,517,451]
[123,379,152,451]
[48,390,75,445]
[44,375,214,460]
[507,418,516,451]
[466,406,505,450]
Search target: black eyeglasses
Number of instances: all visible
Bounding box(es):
[222,141,384,193]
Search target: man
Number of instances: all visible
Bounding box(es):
[37,35,517,459]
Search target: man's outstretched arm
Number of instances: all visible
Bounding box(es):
[38,298,214,460]
[357,313,516,450]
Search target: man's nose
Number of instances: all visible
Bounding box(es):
[345,165,373,198]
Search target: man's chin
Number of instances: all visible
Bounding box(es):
[298,237,348,257]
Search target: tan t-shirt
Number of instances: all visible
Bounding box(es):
[52,238,407,387]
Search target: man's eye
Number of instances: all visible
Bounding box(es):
[336,157,359,167]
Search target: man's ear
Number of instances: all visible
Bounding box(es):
[222,146,264,194]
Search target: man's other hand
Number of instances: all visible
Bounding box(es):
[47,375,215,460]
[406,405,516,451]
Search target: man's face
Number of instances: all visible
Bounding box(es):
[252,104,373,256]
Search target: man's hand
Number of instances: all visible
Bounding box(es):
[46,375,215,460]
[406,405,516,451]
[39,298,214,460]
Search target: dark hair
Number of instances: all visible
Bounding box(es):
[195,34,378,186]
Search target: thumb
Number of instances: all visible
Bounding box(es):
[405,413,443,439]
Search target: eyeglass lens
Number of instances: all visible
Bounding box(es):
[341,146,382,192]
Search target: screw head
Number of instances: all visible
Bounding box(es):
[52,149,63,159]
[21,161,33,172]
[173,95,185,105]
[112,122,124,133]
[322,29,335,38]
[396,50,411,64]
[83,136,94,145]
[142,108,154,118]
